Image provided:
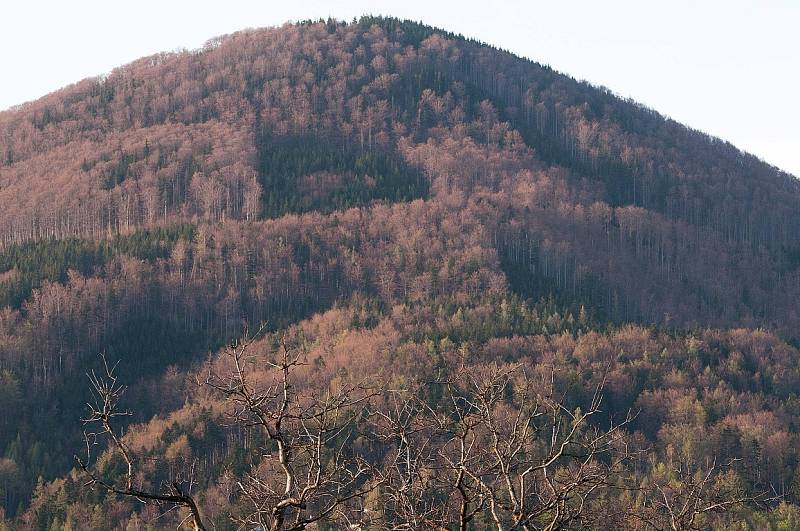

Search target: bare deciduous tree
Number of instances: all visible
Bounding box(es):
[636,458,774,531]
[75,354,207,531]
[205,333,379,530]
[77,347,778,531]
[366,387,451,529]
[367,362,633,530]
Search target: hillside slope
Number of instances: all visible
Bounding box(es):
[0,17,799,529]
[1,18,798,334]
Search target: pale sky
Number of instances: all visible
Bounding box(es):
[1,0,798,176]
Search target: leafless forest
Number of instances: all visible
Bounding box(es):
[0,17,799,529]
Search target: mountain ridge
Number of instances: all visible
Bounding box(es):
[3,16,795,179]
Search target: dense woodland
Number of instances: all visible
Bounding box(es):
[0,17,799,529]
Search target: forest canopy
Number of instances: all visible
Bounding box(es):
[0,16,798,530]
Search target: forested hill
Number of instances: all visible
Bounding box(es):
[1,17,800,529]
[1,16,798,334]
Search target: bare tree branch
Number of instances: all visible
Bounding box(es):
[75,353,207,531]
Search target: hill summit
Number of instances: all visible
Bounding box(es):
[1,17,798,334]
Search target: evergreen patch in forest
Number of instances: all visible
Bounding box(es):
[0,224,195,308]
[258,135,428,217]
